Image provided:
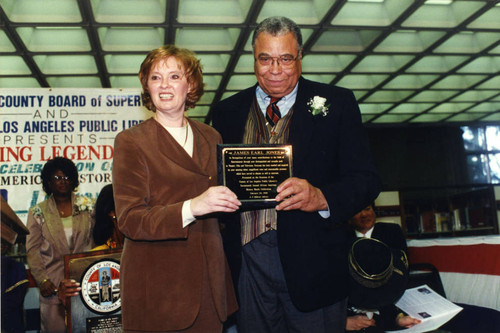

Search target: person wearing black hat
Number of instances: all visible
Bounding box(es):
[346,205,421,332]
[349,205,407,252]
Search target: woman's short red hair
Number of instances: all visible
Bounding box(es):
[139,45,204,112]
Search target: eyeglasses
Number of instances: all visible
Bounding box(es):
[52,175,70,182]
[256,55,299,68]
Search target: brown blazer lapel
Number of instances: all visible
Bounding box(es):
[190,119,216,174]
[154,118,210,176]
[152,119,199,174]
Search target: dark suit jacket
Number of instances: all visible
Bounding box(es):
[1,256,28,333]
[212,77,381,311]
[113,118,238,331]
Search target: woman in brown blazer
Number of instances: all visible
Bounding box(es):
[112,45,240,332]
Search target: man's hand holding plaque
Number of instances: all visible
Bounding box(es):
[275,177,328,212]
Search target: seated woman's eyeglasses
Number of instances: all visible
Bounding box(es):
[53,175,70,182]
[256,55,299,67]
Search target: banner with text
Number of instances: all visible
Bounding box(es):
[0,88,151,224]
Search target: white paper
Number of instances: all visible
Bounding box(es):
[386,285,462,333]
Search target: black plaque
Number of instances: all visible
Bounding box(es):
[218,144,292,207]
[86,315,121,333]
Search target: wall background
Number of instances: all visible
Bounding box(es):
[367,126,469,189]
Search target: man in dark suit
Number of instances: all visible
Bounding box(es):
[212,16,381,333]
[349,205,407,252]
[346,205,420,332]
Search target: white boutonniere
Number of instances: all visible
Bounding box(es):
[308,96,330,117]
[32,206,42,217]
[31,205,45,225]
[73,196,95,216]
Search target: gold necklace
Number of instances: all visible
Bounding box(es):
[57,202,69,216]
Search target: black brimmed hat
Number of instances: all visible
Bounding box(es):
[348,238,409,310]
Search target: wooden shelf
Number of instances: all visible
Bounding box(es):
[400,185,498,238]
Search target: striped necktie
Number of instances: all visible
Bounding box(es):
[266,97,282,126]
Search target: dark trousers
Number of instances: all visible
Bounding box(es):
[237,230,347,333]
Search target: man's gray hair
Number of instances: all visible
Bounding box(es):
[252,16,303,55]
